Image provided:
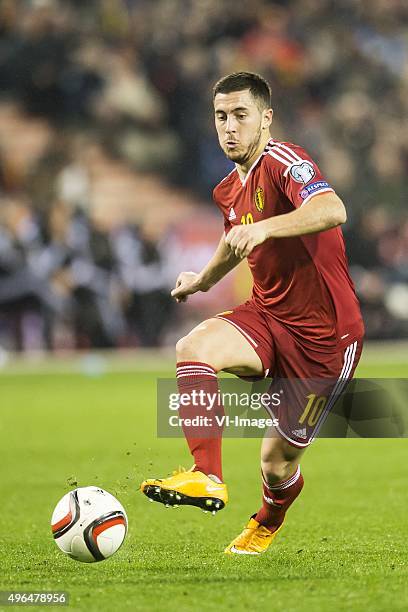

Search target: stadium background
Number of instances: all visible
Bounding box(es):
[1,3,408,611]
[0,0,407,354]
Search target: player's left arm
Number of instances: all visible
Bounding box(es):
[226,191,346,258]
[266,190,347,237]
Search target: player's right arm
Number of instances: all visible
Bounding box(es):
[171,234,241,302]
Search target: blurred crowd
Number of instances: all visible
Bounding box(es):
[0,0,407,351]
[0,197,179,350]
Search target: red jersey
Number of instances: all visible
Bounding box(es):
[213,138,364,351]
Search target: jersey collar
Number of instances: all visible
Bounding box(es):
[236,138,274,186]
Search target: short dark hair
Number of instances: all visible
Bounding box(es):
[213,72,271,109]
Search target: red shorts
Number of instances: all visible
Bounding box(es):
[214,300,363,448]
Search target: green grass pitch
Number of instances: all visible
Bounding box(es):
[1,355,407,611]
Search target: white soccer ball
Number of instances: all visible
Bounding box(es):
[51,487,128,563]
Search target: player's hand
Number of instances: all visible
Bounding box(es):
[225,222,268,258]
[171,271,202,303]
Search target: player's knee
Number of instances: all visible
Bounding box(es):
[176,332,212,364]
[261,458,294,486]
[176,335,194,361]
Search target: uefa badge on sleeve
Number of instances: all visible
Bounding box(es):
[289,161,316,184]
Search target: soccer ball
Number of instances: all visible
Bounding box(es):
[51,486,128,563]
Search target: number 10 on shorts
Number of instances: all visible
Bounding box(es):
[299,394,327,427]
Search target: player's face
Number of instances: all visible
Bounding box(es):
[214,90,272,165]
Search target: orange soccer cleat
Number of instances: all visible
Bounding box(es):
[224,516,284,555]
[140,467,228,514]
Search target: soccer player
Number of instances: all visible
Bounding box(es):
[141,72,364,554]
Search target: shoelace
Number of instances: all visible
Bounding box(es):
[172,464,195,476]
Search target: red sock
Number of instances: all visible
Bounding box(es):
[255,466,304,532]
[176,361,224,481]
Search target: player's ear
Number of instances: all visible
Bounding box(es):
[262,108,273,130]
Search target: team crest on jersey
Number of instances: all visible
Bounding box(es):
[289,161,316,184]
[254,186,265,212]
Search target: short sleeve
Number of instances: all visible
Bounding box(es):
[266,142,335,208]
